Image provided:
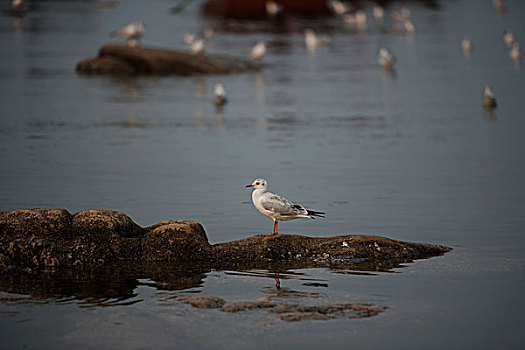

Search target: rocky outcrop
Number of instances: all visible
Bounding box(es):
[76,44,262,76]
[0,208,451,274]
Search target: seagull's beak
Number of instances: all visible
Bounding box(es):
[245,184,254,188]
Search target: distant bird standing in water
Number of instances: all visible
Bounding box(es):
[245,179,325,235]
[462,36,473,54]
[3,0,27,17]
[213,83,227,106]
[482,84,497,109]
[403,20,415,34]
[248,42,266,60]
[510,42,522,60]
[304,29,332,50]
[111,22,145,47]
[377,47,396,69]
[503,30,515,47]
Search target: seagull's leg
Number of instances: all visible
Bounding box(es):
[270,220,278,235]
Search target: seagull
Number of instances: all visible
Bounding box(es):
[510,42,521,60]
[189,38,205,55]
[482,84,497,109]
[403,20,415,34]
[265,1,284,19]
[245,179,325,235]
[462,36,473,54]
[342,10,367,29]
[111,22,145,47]
[248,42,266,60]
[304,29,331,50]
[328,0,351,15]
[2,0,27,17]
[503,30,515,47]
[213,83,227,106]
[372,5,384,20]
[377,47,396,69]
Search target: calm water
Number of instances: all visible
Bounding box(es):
[1,0,525,348]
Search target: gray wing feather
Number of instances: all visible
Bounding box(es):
[261,195,306,216]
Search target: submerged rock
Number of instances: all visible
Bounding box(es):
[76,44,262,76]
[170,295,226,308]
[0,208,451,274]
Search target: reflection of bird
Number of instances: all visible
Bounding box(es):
[213,83,227,106]
[482,84,497,109]
[377,47,396,69]
[462,36,473,53]
[510,42,521,60]
[189,38,204,55]
[246,179,325,235]
[184,32,195,47]
[111,22,145,47]
[503,30,515,47]
[304,29,331,50]
[248,42,266,60]
[493,0,506,14]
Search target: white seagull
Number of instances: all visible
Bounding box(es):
[111,22,145,47]
[377,47,396,69]
[245,179,325,235]
[248,42,266,60]
[213,83,227,106]
[482,84,497,109]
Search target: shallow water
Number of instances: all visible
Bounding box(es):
[1,0,525,349]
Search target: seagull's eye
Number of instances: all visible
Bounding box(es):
[255,182,260,185]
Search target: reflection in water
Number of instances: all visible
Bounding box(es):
[483,109,497,123]
[192,77,206,100]
[0,264,209,307]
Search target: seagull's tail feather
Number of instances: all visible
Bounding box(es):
[307,210,325,219]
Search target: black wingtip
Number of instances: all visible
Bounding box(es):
[307,210,325,218]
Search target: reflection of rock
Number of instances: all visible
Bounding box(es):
[266,302,388,321]
[76,44,262,76]
[170,295,226,308]
[1,208,450,274]
[173,294,388,322]
[221,300,273,312]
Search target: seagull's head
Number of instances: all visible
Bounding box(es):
[245,178,267,190]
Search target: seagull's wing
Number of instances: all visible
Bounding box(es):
[260,194,307,216]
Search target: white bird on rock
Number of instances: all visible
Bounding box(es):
[111,22,145,47]
[245,179,325,235]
